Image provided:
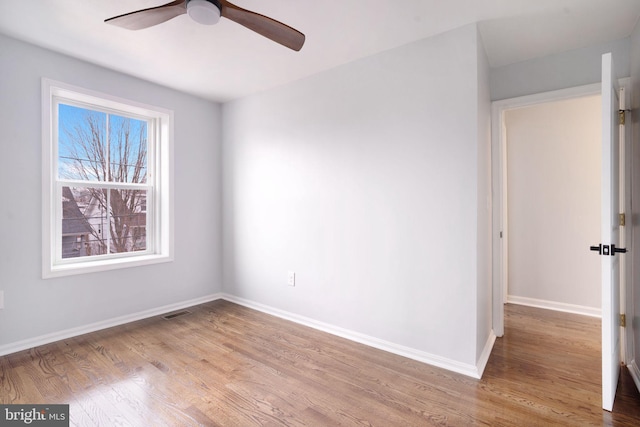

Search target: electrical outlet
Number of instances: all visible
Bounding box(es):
[287,271,295,287]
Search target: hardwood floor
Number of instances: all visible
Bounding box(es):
[1,301,639,426]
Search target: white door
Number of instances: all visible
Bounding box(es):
[600,52,623,412]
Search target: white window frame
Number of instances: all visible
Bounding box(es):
[42,79,174,278]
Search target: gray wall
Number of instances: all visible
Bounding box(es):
[222,24,492,369]
[491,38,631,101]
[0,34,223,348]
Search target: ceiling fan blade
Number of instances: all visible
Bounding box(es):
[220,1,305,51]
[105,0,188,30]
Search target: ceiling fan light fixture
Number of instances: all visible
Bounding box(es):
[187,0,221,25]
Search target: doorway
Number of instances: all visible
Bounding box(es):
[491,83,603,337]
[503,94,602,315]
[491,76,633,410]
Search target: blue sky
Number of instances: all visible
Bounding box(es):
[58,103,148,183]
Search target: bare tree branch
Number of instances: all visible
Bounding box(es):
[60,109,147,256]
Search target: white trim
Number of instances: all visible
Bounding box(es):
[628,360,640,394]
[618,77,634,369]
[491,82,602,336]
[45,254,174,278]
[0,293,222,357]
[507,295,602,318]
[477,331,497,378]
[222,294,485,379]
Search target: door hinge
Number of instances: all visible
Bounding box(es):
[619,109,626,125]
[619,213,626,226]
[620,314,626,328]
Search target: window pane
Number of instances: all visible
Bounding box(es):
[109,188,147,253]
[61,186,108,258]
[58,104,107,181]
[109,114,148,183]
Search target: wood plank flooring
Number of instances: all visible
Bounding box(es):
[1,301,639,426]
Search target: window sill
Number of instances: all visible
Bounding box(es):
[43,254,173,279]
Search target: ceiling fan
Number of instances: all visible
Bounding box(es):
[105,0,305,51]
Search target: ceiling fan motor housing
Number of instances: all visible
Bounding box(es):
[187,0,222,25]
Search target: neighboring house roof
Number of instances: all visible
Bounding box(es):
[129,211,146,228]
[62,186,92,236]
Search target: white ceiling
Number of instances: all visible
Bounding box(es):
[1,0,639,102]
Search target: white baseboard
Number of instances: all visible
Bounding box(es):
[222,294,486,379]
[0,293,223,357]
[507,295,601,318]
[628,360,640,394]
[477,331,497,378]
[1,292,496,380]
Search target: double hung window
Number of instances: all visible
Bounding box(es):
[43,80,173,277]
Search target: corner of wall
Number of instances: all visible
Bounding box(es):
[476,26,494,366]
